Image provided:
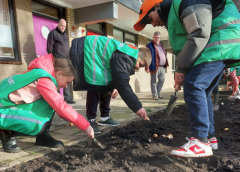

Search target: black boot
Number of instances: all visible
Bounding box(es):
[35,133,63,148]
[0,131,21,153]
[35,115,64,148]
[35,127,64,148]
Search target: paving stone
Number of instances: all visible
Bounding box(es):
[17,137,36,149]
[51,125,81,135]
[0,149,28,162]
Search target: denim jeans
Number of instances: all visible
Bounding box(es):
[212,84,219,94]
[150,66,165,98]
[183,61,225,138]
[64,84,72,101]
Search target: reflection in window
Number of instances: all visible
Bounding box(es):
[124,33,136,46]
[125,33,135,42]
[0,0,14,58]
[113,29,123,42]
[32,1,58,18]
[113,28,136,46]
[87,23,103,33]
[125,41,136,47]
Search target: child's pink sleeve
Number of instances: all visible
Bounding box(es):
[37,77,90,130]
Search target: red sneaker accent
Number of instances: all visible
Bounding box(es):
[208,137,218,149]
[171,137,213,157]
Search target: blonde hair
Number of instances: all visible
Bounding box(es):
[138,46,152,66]
[53,58,78,80]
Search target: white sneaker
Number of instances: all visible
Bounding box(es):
[171,137,213,158]
[228,95,240,100]
[208,137,218,150]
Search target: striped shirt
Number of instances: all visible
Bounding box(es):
[155,43,166,66]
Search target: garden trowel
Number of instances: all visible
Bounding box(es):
[146,117,151,123]
[93,138,106,149]
[166,90,178,116]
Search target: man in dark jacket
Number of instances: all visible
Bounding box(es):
[134,0,240,157]
[70,36,152,134]
[47,19,75,104]
[146,31,168,100]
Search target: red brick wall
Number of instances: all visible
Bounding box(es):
[65,8,76,46]
[13,0,36,65]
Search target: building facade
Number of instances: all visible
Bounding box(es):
[2,0,237,99]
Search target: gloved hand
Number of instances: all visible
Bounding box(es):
[174,72,185,90]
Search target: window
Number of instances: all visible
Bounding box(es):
[87,23,104,35]
[31,0,65,21]
[87,23,103,33]
[125,33,135,42]
[172,54,176,71]
[0,0,18,60]
[147,39,152,44]
[124,33,136,46]
[124,41,135,46]
[113,27,137,46]
[113,29,123,42]
[32,1,58,19]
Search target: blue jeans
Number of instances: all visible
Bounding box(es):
[183,61,225,138]
[212,84,219,94]
[150,67,165,98]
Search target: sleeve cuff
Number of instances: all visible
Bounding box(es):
[132,105,143,113]
[175,66,189,75]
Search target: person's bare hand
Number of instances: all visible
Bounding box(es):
[145,69,149,73]
[174,72,185,90]
[85,126,94,139]
[111,89,118,98]
[136,108,147,120]
[227,86,231,91]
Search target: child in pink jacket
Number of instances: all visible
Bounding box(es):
[0,54,93,153]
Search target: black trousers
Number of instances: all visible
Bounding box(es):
[64,84,72,101]
[86,90,111,120]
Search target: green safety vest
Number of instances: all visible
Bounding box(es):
[168,0,240,68]
[0,69,57,136]
[84,36,138,85]
[230,67,240,75]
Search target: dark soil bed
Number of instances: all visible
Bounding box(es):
[3,97,240,172]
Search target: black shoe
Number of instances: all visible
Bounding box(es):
[66,100,76,104]
[35,133,64,148]
[0,131,21,153]
[88,119,101,135]
[158,96,164,99]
